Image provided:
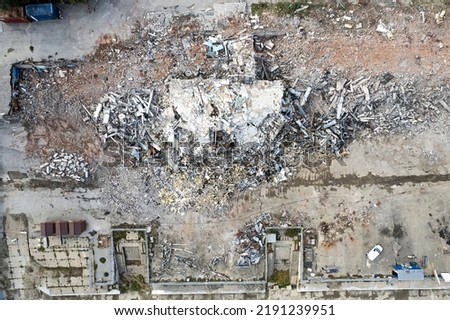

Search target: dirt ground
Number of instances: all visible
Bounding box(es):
[4,4,450,298]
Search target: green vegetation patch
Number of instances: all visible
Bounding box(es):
[270,269,290,288]
[284,228,301,238]
[251,1,312,16]
[120,274,147,293]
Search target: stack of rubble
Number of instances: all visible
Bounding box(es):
[253,30,285,81]
[90,89,161,161]
[279,72,442,158]
[236,213,271,268]
[40,150,89,182]
[160,241,172,274]
[203,33,256,81]
[90,72,446,213]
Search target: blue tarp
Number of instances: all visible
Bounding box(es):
[10,65,21,90]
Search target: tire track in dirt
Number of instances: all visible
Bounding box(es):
[285,172,450,188]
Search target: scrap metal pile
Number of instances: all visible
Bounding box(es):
[90,89,161,162]
[40,150,90,182]
[278,72,443,161]
[236,213,271,268]
[156,241,231,281]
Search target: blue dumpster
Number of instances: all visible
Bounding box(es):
[24,3,61,22]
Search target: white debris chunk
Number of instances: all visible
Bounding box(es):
[93,103,103,120]
[435,10,446,25]
[376,20,393,40]
[39,151,90,183]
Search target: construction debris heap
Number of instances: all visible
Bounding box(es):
[40,150,90,182]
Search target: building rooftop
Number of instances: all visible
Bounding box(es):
[393,262,422,271]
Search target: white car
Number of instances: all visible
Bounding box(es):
[367,245,383,261]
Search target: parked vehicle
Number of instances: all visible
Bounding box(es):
[367,244,383,261]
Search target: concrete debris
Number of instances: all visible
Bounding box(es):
[294,5,309,13]
[420,11,426,24]
[280,71,444,158]
[435,10,446,25]
[204,35,225,57]
[201,32,255,79]
[174,256,197,269]
[238,249,261,267]
[253,30,284,81]
[90,89,160,162]
[211,255,226,266]
[376,20,393,40]
[160,241,172,273]
[439,100,450,113]
[254,35,279,52]
[236,213,271,268]
[88,68,445,214]
[40,150,90,182]
[166,79,284,146]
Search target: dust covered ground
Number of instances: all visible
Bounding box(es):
[4,3,450,298]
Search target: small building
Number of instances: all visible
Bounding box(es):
[68,220,86,236]
[40,222,55,237]
[41,220,86,237]
[55,221,69,236]
[392,262,424,281]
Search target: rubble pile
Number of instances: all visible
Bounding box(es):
[90,71,447,213]
[236,213,271,268]
[90,89,161,162]
[253,30,285,81]
[203,34,256,81]
[160,241,172,274]
[280,72,444,158]
[10,64,81,139]
[40,150,90,182]
[157,240,230,281]
[79,10,450,214]
[149,165,249,215]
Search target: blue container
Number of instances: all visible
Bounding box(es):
[25,4,61,22]
[10,65,21,88]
